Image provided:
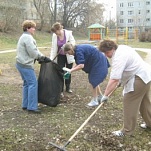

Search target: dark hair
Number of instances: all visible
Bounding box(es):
[51,22,63,32]
[22,20,36,32]
[99,40,118,52]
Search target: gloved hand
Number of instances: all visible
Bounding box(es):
[43,56,51,63]
[100,95,109,103]
[62,67,71,73]
[63,72,71,79]
[38,56,51,64]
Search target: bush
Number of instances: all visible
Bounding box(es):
[139,29,151,42]
[139,32,146,42]
[146,30,151,42]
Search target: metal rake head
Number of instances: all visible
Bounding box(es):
[48,142,67,151]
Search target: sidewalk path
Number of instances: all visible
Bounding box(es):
[0,47,50,54]
[134,48,151,99]
[134,48,151,64]
[0,49,16,53]
[0,47,151,65]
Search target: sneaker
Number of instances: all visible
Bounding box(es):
[60,92,64,98]
[87,99,99,107]
[28,109,41,114]
[22,107,27,110]
[112,130,124,137]
[66,89,72,93]
[140,123,147,129]
[97,95,102,104]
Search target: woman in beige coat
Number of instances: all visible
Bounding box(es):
[50,22,76,97]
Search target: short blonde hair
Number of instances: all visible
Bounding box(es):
[22,20,36,31]
[51,22,63,32]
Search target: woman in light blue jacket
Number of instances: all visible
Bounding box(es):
[50,22,76,96]
[16,20,49,114]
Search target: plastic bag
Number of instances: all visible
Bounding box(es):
[38,61,64,107]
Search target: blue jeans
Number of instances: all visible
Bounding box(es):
[16,63,38,110]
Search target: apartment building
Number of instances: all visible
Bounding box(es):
[116,0,151,31]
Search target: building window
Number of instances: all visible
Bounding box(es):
[120,19,124,23]
[146,10,150,13]
[146,18,150,21]
[138,10,141,14]
[146,1,150,5]
[128,27,133,31]
[128,19,133,23]
[128,2,133,7]
[120,11,124,15]
[120,3,124,7]
[128,11,133,15]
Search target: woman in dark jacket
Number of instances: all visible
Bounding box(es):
[63,43,110,107]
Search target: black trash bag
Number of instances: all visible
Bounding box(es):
[38,61,64,107]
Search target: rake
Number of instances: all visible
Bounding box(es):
[48,87,118,151]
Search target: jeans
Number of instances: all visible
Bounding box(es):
[16,63,38,110]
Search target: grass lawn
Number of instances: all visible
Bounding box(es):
[0,32,151,151]
[1,30,151,51]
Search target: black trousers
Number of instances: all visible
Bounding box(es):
[57,54,73,91]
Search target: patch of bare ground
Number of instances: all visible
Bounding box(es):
[0,50,151,151]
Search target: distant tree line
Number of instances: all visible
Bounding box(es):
[0,0,117,34]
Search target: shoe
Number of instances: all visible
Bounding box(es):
[60,92,64,98]
[97,95,102,104]
[28,109,41,114]
[22,107,27,110]
[87,99,99,107]
[66,84,72,93]
[140,123,147,129]
[112,130,124,137]
[66,89,72,93]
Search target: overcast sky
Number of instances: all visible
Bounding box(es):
[96,0,116,20]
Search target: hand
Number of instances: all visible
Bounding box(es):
[101,95,109,103]
[62,67,71,73]
[44,56,51,63]
[38,56,51,64]
[63,72,71,79]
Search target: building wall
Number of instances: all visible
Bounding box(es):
[116,0,151,31]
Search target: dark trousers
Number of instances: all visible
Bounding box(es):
[57,54,73,91]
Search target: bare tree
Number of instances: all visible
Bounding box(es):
[86,1,104,25]
[33,0,49,30]
[54,0,57,22]
[47,0,58,25]
[56,0,91,28]
[55,0,105,29]
[0,0,106,32]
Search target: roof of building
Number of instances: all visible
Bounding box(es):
[88,23,105,29]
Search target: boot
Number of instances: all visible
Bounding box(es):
[66,84,72,93]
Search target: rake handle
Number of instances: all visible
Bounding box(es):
[63,86,118,148]
[52,49,62,61]
[63,102,104,147]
